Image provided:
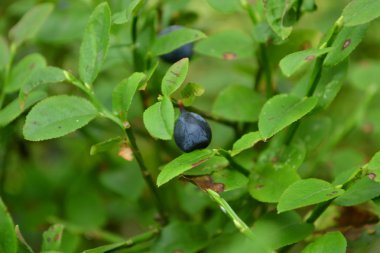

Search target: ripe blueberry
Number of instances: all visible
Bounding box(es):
[174,109,212,152]
[159,25,193,63]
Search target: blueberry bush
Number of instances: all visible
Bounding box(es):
[1,0,380,252]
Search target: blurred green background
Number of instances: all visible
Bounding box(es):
[1,0,380,252]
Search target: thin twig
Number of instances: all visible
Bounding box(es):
[125,128,168,225]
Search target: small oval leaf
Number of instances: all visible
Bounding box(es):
[143,99,174,140]
[157,149,215,187]
[301,231,347,253]
[112,72,146,121]
[0,197,17,253]
[279,48,332,77]
[194,30,255,60]
[342,0,380,26]
[277,179,344,213]
[79,2,111,84]
[161,58,189,97]
[259,94,318,139]
[23,95,98,141]
[231,131,262,157]
[152,28,205,56]
[212,85,264,122]
[9,3,54,47]
[324,24,368,66]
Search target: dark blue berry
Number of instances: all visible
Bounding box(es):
[174,110,212,152]
[159,25,193,63]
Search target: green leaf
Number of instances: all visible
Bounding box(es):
[8,3,54,47]
[264,0,296,39]
[161,58,189,96]
[301,231,347,253]
[22,66,66,94]
[112,72,146,121]
[342,0,380,26]
[295,116,332,151]
[314,61,348,109]
[90,137,123,155]
[252,212,314,250]
[0,37,10,70]
[212,85,264,122]
[368,151,380,182]
[157,149,215,187]
[257,140,306,171]
[161,96,175,137]
[181,83,205,106]
[0,91,47,127]
[334,177,380,206]
[249,164,300,203]
[15,226,34,253]
[184,156,228,176]
[79,2,111,84]
[152,27,205,56]
[194,30,255,60]
[231,131,262,157]
[143,99,175,140]
[259,94,318,139]
[6,53,46,93]
[23,95,98,141]
[112,0,145,24]
[324,24,368,66]
[206,0,243,13]
[279,48,332,77]
[152,221,208,253]
[0,197,17,253]
[212,169,248,192]
[41,224,64,252]
[278,179,344,213]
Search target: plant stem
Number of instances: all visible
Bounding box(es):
[47,216,125,243]
[125,128,168,225]
[283,16,344,145]
[104,228,160,253]
[218,150,249,177]
[295,0,303,21]
[305,199,334,224]
[242,1,272,97]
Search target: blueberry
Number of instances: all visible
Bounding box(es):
[174,109,212,152]
[159,25,193,63]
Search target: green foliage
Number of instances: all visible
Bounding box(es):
[194,30,255,60]
[1,0,380,252]
[301,231,347,253]
[259,94,318,139]
[79,2,111,85]
[23,96,98,141]
[143,97,175,140]
[0,198,17,253]
[212,85,264,122]
[161,58,189,96]
[342,0,380,26]
[280,48,332,77]
[157,149,215,187]
[8,3,53,47]
[278,179,344,213]
[152,28,205,56]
